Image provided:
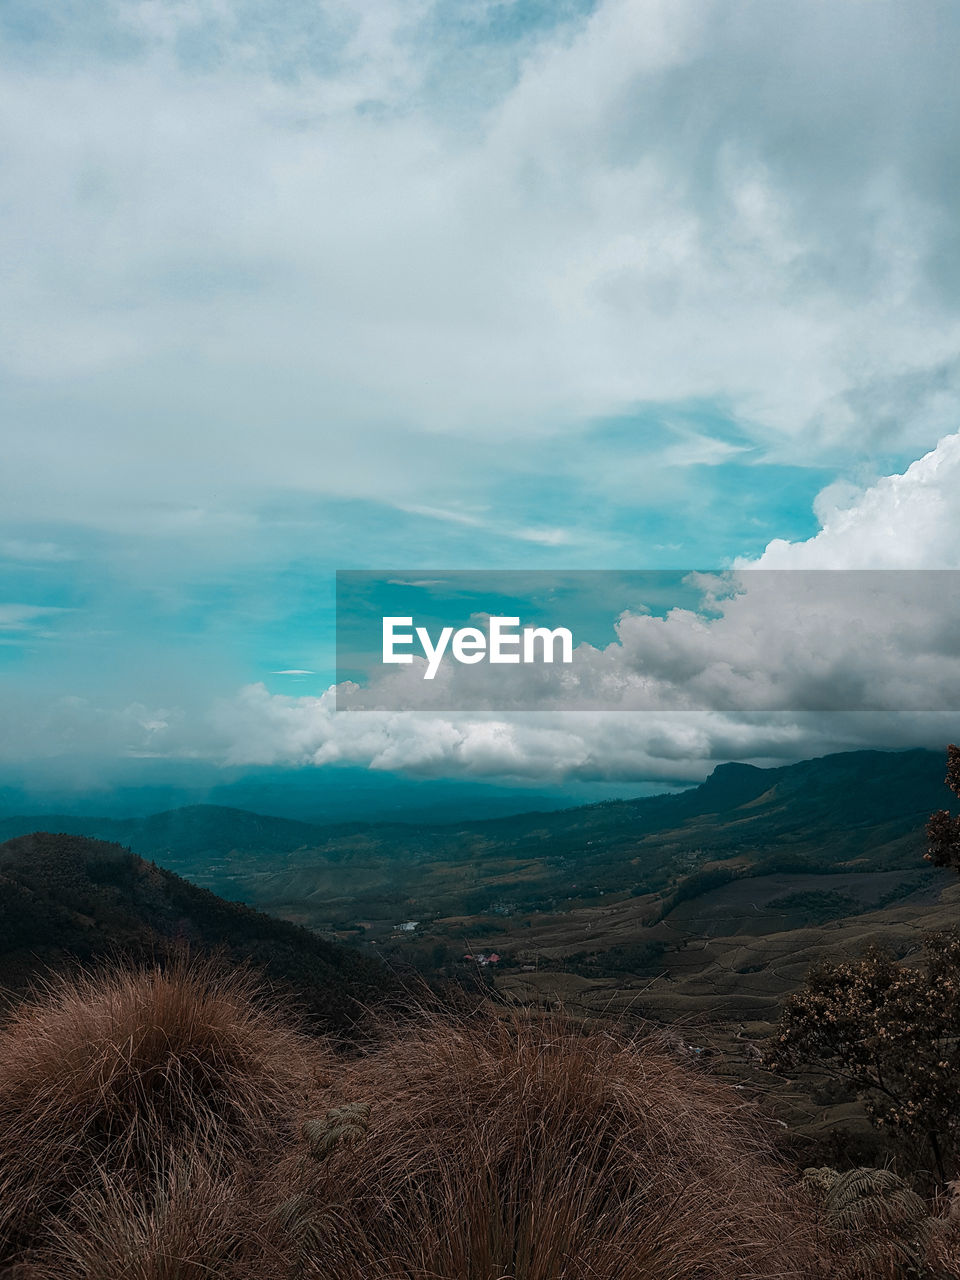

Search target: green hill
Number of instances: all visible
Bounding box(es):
[0,831,400,1035]
[0,748,951,932]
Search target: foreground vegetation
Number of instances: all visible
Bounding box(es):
[1,958,959,1278]
[5,747,960,1274]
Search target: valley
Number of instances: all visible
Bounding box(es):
[3,745,958,1165]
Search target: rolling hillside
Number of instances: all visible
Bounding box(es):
[0,749,950,934]
[3,747,957,1166]
[0,831,401,1035]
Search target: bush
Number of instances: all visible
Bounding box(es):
[0,957,329,1262]
[292,1010,817,1280]
[802,1166,931,1279]
[768,935,960,1183]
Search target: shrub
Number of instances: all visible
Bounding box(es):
[292,1010,817,1280]
[928,1180,960,1278]
[0,957,329,1262]
[768,936,960,1182]
[802,1166,931,1279]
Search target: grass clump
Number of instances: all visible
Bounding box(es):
[0,957,328,1263]
[5,963,909,1278]
[294,1010,817,1279]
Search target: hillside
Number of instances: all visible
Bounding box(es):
[3,748,957,1168]
[191,747,958,931]
[0,831,400,1035]
[0,749,950,934]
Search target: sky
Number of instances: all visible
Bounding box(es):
[4,0,960,789]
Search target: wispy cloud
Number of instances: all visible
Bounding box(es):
[0,604,68,632]
[0,540,75,563]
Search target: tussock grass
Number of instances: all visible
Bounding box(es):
[35,1146,250,1280]
[296,1011,817,1279]
[0,964,837,1278]
[0,957,328,1260]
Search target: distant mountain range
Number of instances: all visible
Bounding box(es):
[0,748,953,931]
[0,763,653,824]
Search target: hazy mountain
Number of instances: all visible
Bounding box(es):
[1,747,951,933]
[0,762,664,823]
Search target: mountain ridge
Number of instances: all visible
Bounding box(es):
[0,746,945,852]
[0,748,951,930]
[0,830,401,1034]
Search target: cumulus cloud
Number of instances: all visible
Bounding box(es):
[187,438,960,781]
[194,683,958,784]
[746,431,960,569]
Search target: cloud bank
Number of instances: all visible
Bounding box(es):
[5,0,960,536]
[8,432,960,782]
[209,433,960,778]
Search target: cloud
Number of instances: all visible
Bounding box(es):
[4,0,960,540]
[0,604,68,633]
[197,682,960,784]
[7,436,960,782]
[744,431,960,569]
[207,682,815,781]
[6,2,960,781]
[0,693,185,764]
[189,436,960,779]
[0,540,75,563]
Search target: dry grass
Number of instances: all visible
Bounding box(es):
[0,964,838,1279]
[928,1181,960,1278]
[293,1011,819,1280]
[34,1146,252,1280]
[0,957,329,1262]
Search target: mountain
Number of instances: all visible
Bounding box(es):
[0,748,950,933]
[230,745,952,931]
[0,763,651,823]
[0,831,400,1035]
[0,806,344,870]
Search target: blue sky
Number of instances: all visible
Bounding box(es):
[4,0,960,784]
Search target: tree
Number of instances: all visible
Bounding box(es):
[770,745,960,1184]
[926,742,960,873]
[768,935,960,1183]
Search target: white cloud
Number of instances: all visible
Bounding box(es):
[7,2,960,781]
[0,604,68,633]
[4,0,960,535]
[194,682,958,783]
[745,431,960,569]
[0,540,75,562]
[193,437,960,779]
